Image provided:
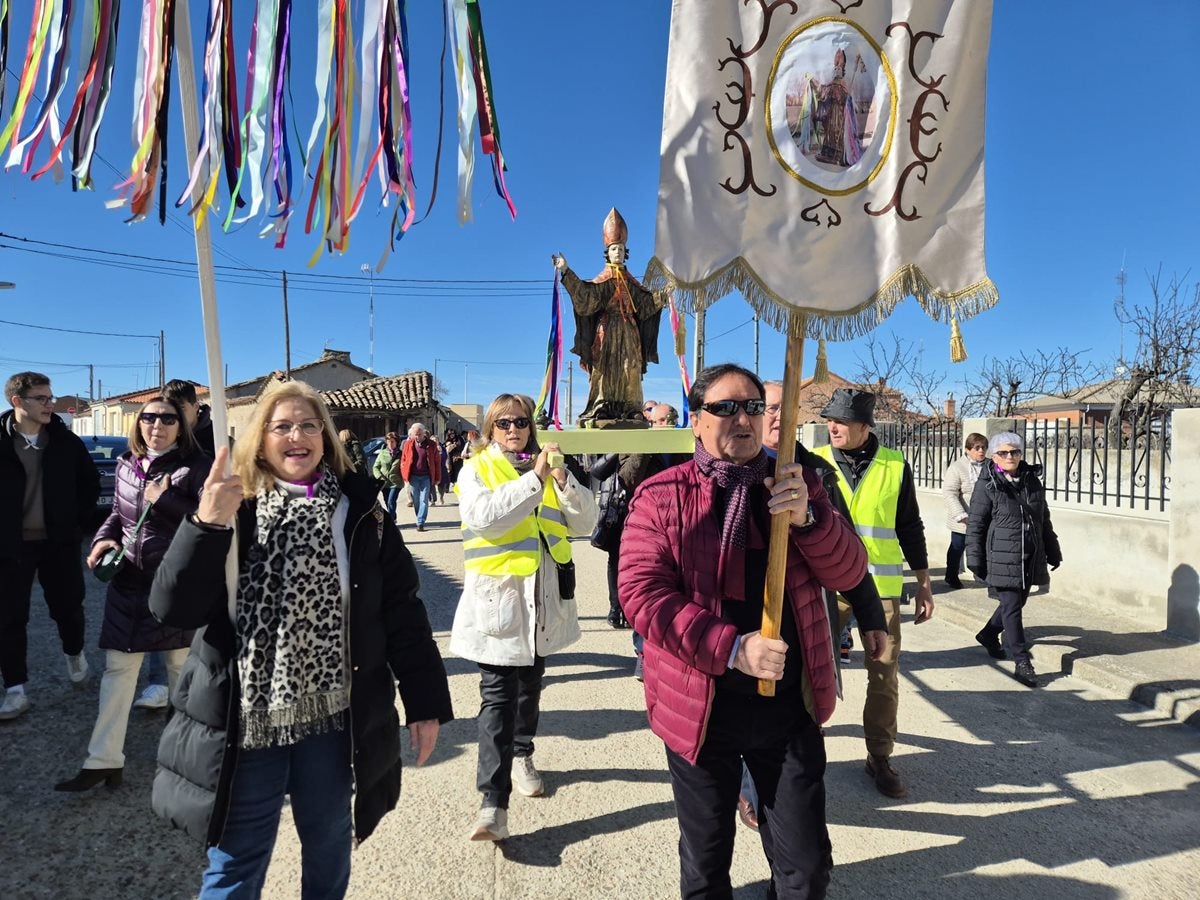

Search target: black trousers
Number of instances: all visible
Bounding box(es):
[981,587,1033,663]
[945,531,967,576]
[476,656,545,808]
[665,689,831,900]
[0,539,86,687]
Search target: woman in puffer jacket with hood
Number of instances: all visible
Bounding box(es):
[966,431,1062,688]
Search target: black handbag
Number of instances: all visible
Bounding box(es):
[589,476,628,553]
[539,528,576,599]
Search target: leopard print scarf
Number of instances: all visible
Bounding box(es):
[236,466,349,749]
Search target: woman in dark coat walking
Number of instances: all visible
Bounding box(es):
[149,380,452,899]
[55,397,210,791]
[966,431,1062,687]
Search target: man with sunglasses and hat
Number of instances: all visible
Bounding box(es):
[812,387,934,799]
[619,363,868,899]
[0,372,100,720]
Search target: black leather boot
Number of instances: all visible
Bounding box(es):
[54,768,123,792]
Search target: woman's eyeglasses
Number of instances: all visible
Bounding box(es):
[700,399,767,417]
[494,417,531,431]
[265,419,323,437]
[139,412,179,426]
[993,449,1023,458]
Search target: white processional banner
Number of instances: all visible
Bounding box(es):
[645,0,998,340]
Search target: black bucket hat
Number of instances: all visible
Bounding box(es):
[820,388,876,427]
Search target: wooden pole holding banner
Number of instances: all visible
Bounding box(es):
[758,316,806,697]
[173,0,238,596]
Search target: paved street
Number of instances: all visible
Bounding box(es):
[2,496,1197,899]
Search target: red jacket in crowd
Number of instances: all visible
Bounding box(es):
[399,437,442,485]
[617,461,866,764]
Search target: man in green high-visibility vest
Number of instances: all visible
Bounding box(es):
[813,388,934,799]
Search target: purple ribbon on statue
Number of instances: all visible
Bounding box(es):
[694,443,769,551]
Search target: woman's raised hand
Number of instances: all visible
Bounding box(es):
[196,447,244,527]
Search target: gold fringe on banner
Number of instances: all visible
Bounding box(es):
[674,310,687,358]
[949,317,968,363]
[813,339,830,383]
[643,257,999,344]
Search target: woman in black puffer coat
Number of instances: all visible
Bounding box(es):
[966,431,1062,687]
[149,380,452,898]
[55,397,210,791]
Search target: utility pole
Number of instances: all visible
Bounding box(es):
[567,361,573,424]
[361,263,375,374]
[89,365,94,401]
[282,271,292,378]
[694,308,706,374]
[753,314,760,374]
[159,331,165,390]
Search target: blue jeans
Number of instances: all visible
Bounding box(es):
[145,651,167,687]
[385,486,402,521]
[409,475,432,526]
[200,727,353,900]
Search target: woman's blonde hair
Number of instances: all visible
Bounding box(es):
[233,380,350,494]
[128,397,195,458]
[479,394,538,455]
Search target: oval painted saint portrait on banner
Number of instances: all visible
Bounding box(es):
[766,18,896,196]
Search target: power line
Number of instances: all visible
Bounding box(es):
[706,318,755,342]
[0,318,158,339]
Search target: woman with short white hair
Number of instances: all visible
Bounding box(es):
[965,432,1062,687]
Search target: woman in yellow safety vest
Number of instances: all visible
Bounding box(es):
[450,393,596,843]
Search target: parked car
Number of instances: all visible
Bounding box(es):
[85,435,128,513]
[362,436,387,475]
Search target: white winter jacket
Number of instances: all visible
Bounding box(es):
[449,459,597,666]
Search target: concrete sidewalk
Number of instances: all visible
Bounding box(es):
[927,576,1200,727]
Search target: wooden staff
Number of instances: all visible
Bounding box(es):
[175,0,238,600]
[758,316,806,697]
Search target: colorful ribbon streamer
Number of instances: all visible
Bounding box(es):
[0,0,9,122]
[0,0,515,261]
[534,269,564,430]
[465,0,514,220]
[176,0,240,228]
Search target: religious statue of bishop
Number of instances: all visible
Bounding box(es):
[552,208,666,427]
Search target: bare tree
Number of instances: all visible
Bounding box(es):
[957,347,1101,418]
[1110,269,1200,431]
[849,333,948,423]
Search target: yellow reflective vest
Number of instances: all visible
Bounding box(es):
[458,446,572,576]
[813,444,906,598]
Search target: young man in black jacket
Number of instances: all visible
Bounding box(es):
[0,372,100,720]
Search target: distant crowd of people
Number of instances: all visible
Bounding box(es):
[1,364,1061,899]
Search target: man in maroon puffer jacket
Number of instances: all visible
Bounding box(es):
[619,364,880,900]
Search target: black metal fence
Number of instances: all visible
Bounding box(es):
[876,411,1172,512]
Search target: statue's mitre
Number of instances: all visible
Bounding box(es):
[602,208,628,247]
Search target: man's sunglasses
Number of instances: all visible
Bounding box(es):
[139,412,179,426]
[700,399,767,417]
[495,417,531,431]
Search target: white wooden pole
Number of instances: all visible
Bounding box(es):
[174,0,237,595]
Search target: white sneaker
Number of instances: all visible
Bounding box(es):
[133,684,170,710]
[66,652,89,684]
[0,691,31,721]
[512,755,544,797]
[469,806,509,841]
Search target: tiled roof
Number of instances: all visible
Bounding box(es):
[321,371,434,413]
[226,349,371,390]
[100,383,209,405]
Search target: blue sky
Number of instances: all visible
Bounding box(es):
[1,0,1198,415]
